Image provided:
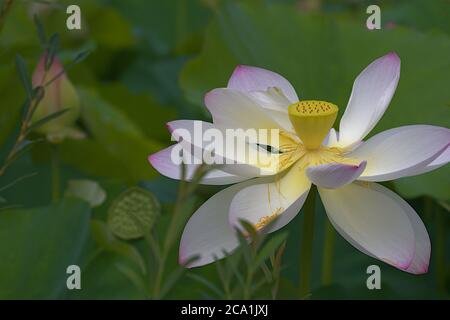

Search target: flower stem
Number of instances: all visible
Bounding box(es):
[321,219,335,286]
[152,256,166,299]
[243,268,254,300]
[51,144,60,202]
[299,186,316,299]
[435,203,446,293]
[153,163,188,299]
[0,90,44,178]
[424,197,433,221]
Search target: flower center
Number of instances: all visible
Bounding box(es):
[288,100,338,150]
[295,146,359,170]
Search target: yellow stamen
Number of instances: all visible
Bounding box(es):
[288,100,338,150]
[294,146,359,170]
[242,209,282,238]
[254,210,282,230]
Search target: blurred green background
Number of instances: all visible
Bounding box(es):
[0,0,449,299]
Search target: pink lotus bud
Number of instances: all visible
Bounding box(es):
[31,53,84,143]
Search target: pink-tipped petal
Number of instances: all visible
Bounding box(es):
[227,65,299,103]
[351,125,450,181]
[148,145,247,185]
[166,119,214,136]
[319,182,417,273]
[394,188,430,275]
[338,52,400,147]
[165,119,281,178]
[306,161,367,189]
[148,145,188,180]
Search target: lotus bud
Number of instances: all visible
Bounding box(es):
[31,53,85,143]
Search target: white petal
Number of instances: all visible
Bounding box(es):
[306,161,367,189]
[148,145,248,185]
[229,163,311,233]
[319,182,416,272]
[205,88,281,131]
[167,119,284,178]
[249,87,291,112]
[350,125,450,181]
[322,128,339,147]
[167,119,215,137]
[227,65,299,103]
[338,52,400,147]
[410,145,450,175]
[179,179,259,267]
[249,88,294,132]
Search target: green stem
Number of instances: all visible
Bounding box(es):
[299,186,316,299]
[153,164,188,299]
[435,204,446,293]
[321,219,335,286]
[51,144,60,202]
[243,270,254,300]
[424,197,433,221]
[152,256,166,299]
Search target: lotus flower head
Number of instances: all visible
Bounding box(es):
[149,52,450,273]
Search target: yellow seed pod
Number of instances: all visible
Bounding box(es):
[288,100,338,149]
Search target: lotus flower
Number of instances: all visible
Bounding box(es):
[149,52,450,273]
